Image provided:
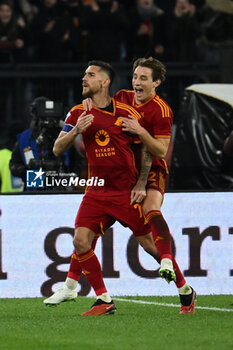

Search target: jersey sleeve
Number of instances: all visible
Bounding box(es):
[153,114,172,138]
[114,89,126,103]
[62,105,83,133]
[149,104,173,138]
[114,90,122,101]
[114,89,134,105]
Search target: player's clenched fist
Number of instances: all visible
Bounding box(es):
[75,111,94,134]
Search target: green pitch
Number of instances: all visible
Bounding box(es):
[0,295,232,350]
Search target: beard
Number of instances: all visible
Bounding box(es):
[82,91,92,98]
[82,85,95,98]
[82,89,93,98]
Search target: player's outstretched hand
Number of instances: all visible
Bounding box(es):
[82,98,93,111]
[130,181,146,205]
[75,111,94,134]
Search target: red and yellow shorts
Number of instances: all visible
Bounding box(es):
[146,168,167,196]
[75,194,150,237]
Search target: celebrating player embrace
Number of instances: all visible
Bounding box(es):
[44,58,196,315]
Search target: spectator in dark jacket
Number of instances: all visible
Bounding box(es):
[162,0,201,62]
[0,0,29,63]
[15,0,39,23]
[82,0,128,62]
[125,0,165,61]
[30,0,77,62]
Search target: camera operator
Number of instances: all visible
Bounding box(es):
[10,96,84,191]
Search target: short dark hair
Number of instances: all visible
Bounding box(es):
[88,60,115,86]
[133,57,166,83]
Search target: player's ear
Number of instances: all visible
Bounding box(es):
[102,78,111,88]
[153,79,161,89]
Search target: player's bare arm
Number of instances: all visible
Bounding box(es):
[130,145,152,205]
[120,115,170,159]
[53,111,94,156]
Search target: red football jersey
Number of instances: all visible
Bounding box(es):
[114,89,173,174]
[63,98,142,197]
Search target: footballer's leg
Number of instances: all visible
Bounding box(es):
[74,226,116,316]
[43,237,99,305]
[143,188,176,282]
[140,177,196,313]
[136,231,196,314]
[44,196,116,314]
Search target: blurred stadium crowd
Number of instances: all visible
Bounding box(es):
[0,0,232,65]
